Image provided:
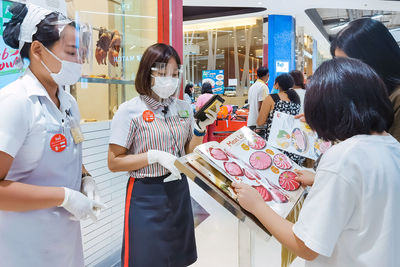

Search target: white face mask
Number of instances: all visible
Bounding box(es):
[152,76,179,99]
[41,47,82,86]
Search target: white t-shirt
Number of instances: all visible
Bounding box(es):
[293,134,400,267]
[247,80,268,127]
[293,88,306,114]
[0,68,80,181]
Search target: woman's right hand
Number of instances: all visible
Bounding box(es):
[147,150,181,181]
[294,113,306,123]
[59,187,106,222]
[294,170,316,187]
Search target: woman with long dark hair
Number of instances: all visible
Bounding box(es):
[331,18,400,142]
[256,73,303,165]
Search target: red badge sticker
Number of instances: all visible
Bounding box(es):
[143,110,155,122]
[50,134,67,152]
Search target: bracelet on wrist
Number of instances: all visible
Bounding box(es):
[193,128,206,137]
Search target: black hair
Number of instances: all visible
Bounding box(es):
[275,73,299,104]
[289,70,305,89]
[330,18,400,95]
[304,57,394,141]
[257,66,269,79]
[201,82,213,94]
[185,83,193,97]
[3,3,66,59]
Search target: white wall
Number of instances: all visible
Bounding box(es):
[81,121,128,267]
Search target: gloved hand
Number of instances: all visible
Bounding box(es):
[147,150,181,182]
[81,175,102,217]
[194,109,218,133]
[59,187,106,222]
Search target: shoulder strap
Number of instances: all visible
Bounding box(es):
[270,94,280,103]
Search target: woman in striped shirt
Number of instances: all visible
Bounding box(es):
[108,43,217,267]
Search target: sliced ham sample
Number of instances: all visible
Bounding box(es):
[209,147,229,161]
[224,162,244,176]
[249,151,272,170]
[279,171,300,191]
[273,153,292,170]
[244,168,260,181]
[292,128,307,153]
[248,136,266,150]
[253,186,273,202]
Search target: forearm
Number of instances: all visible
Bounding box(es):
[252,204,318,260]
[186,135,203,154]
[0,180,64,212]
[108,152,149,173]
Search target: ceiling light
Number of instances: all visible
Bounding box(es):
[371,14,383,20]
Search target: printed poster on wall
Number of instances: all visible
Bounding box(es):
[202,70,224,95]
[0,0,27,89]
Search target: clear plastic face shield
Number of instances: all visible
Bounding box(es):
[15,2,92,69]
[151,62,184,98]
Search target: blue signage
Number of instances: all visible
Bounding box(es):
[202,70,224,95]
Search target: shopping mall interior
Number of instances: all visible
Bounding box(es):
[0,0,400,266]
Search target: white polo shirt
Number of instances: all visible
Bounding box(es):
[247,79,268,127]
[293,134,400,267]
[0,68,80,181]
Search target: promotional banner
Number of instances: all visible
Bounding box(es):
[0,0,27,89]
[202,70,224,95]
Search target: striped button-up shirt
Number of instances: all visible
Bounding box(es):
[109,95,194,178]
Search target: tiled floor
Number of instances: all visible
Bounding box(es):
[188,179,306,267]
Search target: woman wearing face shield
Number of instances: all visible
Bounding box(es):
[0,3,105,266]
[108,43,217,267]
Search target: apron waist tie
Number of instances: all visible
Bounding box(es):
[131,173,185,184]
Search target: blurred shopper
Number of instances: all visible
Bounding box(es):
[108,43,217,267]
[257,73,304,165]
[289,70,306,113]
[0,3,104,266]
[233,57,400,267]
[195,82,216,142]
[247,67,269,130]
[331,18,400,142]
[184,83,194,104]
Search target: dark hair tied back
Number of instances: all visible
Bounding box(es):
[3,3,62,59]
[3,3,28,49]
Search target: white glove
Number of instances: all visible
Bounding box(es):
[59,187,105,222]
[147,150,182,182]
[81,175,102,217]
[194,109,218,133]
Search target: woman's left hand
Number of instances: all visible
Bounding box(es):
[232,182,265,214]
[81,176,102,216]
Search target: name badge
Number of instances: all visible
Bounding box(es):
[178,110,189,118]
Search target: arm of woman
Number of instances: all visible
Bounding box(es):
[256,96,273,127]
[0,151,64,212]
[232,182,319,261]
[108,144,149,173]
[186,135,203,154]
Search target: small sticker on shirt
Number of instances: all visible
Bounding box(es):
[178,110,189,118]
[143,110,155,122]
[50,134,67,152]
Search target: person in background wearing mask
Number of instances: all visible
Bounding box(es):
[107,43,217,267]
[184,83,194,104]
[0,3,104,267]
[247,66,269,131]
